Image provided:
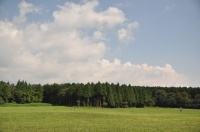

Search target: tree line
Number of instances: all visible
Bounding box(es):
[0,80,200,108]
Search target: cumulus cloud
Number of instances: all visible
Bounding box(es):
[13,1,40,24]
[118,21,139,42]
[91,59,188,87]
[0,1,189,86]
[52,0,125,30]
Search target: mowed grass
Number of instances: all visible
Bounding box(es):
[0,105,200,132]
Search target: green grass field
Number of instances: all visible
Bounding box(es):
[0,104,200,132]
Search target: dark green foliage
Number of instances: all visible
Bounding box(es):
[0,96,4,104]
[176,92,190,107]
[0,80,199,108]
[107,84,115,107]
[0,81,12,103]
[0,80,43,104]
[166,92,177,107]
[154,90,168,107]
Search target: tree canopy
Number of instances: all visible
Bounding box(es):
[0,80,199,108]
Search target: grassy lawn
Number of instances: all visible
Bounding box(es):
[0,104,200,132]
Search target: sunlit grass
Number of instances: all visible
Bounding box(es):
[0,105,199,132]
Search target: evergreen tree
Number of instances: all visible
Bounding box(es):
[107,83,115,107]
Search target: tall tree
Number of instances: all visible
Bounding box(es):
[107,83,115,107]
[154,90,167,107]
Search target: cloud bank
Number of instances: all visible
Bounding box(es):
[0,1,188,86]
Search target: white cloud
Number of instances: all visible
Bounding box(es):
[93,31,106,40]
[0,1,190,86]
[91,59,188,87]
[13,1,40,24]
[52,0,125,30]
[118,21,139,42]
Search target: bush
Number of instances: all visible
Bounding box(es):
[102,102,108,107]
[0,96,4,105]
[122,101,129,108]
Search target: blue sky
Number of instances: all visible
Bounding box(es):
[0,0,199,87]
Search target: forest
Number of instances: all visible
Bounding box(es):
[0,80,200,108]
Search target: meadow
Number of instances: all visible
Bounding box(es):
[0,104,200,132]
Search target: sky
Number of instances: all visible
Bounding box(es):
[0,0,199,87]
